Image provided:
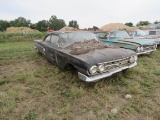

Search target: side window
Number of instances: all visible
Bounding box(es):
[50,35,59,45]
[45,35,51,42]
[110,33,116,37]
[98,33,107,39]
[135,31,140,36]
[95,33,99,37]
[149,31,156,35]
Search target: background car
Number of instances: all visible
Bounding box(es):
[35,31,137,82]
[127,29,160,46]
[95,31,157,55]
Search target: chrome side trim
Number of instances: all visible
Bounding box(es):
[78,62,137,82]
[136,49,156,55]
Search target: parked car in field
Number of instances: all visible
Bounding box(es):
[34,31,137,82]
[94,31,157,55]
[127,29,160,46]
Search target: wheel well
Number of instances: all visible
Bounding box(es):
[64,63,76,70]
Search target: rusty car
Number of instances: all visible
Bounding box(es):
[94,31,157,55]
[34,31,137,82]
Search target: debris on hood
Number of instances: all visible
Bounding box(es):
[65,39,113,55]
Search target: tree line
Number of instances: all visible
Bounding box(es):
[1,15,160,32]
[0,15,79,32]
[125,20,160,27]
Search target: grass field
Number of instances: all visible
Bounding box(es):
[0,38,160,120]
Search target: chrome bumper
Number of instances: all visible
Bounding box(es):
[136,49,156,55]
[78,62,137,82]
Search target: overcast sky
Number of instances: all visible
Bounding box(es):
[0,0,160,28]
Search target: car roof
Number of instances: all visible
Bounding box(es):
[94,30,126,33]
[47,30,92,35]
[126,29,141,32]
[149,29,160,31]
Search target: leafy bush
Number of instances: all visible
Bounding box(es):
[0,32,46,40]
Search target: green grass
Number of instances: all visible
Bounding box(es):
[0,38,160,120]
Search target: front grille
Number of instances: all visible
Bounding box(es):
[102,57,130,72]
[88,57,136,76]
[143,45,155,51]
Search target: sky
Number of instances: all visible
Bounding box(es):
[0,0,160,28]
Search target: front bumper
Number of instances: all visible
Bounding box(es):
[136,49,156,55]
[78,62,137,82]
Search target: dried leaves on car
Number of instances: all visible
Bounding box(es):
[65,39,113,55]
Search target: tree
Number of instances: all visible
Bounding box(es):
[136,21,150,26]
[125,22,134,27]
[93,26,99,31]
[154,20,160,24]
[10,17,30,27]
[57,19,66,30]
[36,20,49,32]
[29,23,37,29]
[48,15,66,30]
[68,20,79,29]
[0,20,10,31]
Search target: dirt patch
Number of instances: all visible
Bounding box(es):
[0,61,38,79]
[65,39,113,55]
[59,26,76,31]
[6,27,40,33]
[100,23,130,30]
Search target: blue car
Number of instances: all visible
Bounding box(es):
[94,31,157,55]
[127,29,160,46]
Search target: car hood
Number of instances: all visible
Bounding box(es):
[146,35,160,38]
[121,39,155,45]
[61,48,136,66]
[140,37,160,43]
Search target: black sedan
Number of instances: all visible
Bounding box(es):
[34,31,137,82]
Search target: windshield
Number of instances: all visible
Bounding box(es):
[59,32,98,46]
[111,31,131,38]
[135,30,147,36]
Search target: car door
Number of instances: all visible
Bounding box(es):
[46,34,59,64]
[38,34,51,56]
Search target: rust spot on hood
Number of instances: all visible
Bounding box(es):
[65,39,113,55]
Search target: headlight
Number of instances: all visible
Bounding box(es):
[154,44,157,49]
[98,64,105,72]
[140,47,143,51]
[129,56,135,63]
[89,66,97,75]
[134,56,138,61]
[136,47,140,52]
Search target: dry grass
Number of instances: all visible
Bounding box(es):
[0,38,160,120]
[6,27,40,33]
